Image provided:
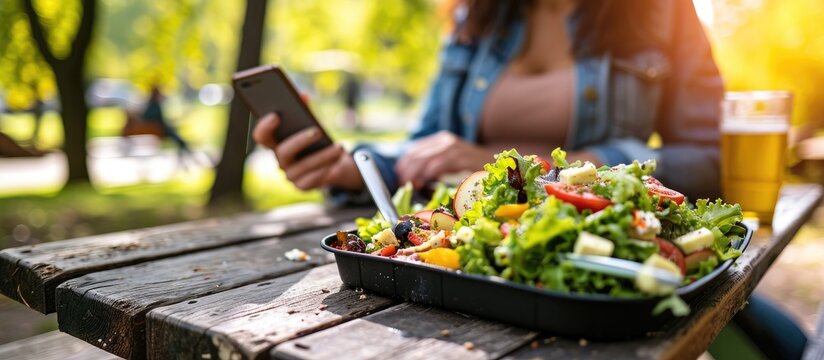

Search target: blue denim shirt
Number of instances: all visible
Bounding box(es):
[358,1,723,201]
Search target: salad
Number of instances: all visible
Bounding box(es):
[333,148,745,314]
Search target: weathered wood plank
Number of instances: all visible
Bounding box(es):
[0,331,122,360]
[0,203,371,313]
[505,184,823,360]
[272,303,538,360]
[55,224,351,359]
[146,264,394,360]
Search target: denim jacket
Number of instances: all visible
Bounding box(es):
[358,1,723,200]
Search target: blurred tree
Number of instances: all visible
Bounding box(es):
[265,0,441,101]
[209,0,269,206]
[0,2,55,111]
[711,0,824,130]
[13,0,97,182]
[358,0,440,99]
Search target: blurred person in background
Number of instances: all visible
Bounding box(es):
[141,86,190,156]
[255,0,720,200]
[340,72,362,130]
[122,86,191,162]
[253,1,807,357]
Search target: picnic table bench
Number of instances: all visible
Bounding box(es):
[0,184,821,360]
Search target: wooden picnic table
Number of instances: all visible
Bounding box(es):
[0,184,821,360]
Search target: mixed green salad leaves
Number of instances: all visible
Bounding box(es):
[350,148,745,316]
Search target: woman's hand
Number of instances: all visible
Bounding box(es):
[253,113,363,191]
[395,131,492,188]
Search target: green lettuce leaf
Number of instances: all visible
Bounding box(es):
[456,217,503,276]
[595,161,657,210]
[696,199,743,233]
[653,294,691,316]
[425,182,453,210]
[480,149,547,217]
[392,182,414,216]
[502,197,580,282]
[550,147,581,168]
[686,255,719,283]
[355,216,390,243]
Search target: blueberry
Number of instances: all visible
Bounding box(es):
[393,220,414,242]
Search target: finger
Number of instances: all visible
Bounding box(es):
[284,144,343,181]
[324,154,364,191]
[252,113,280,150]
[299,93,311,104]
[293,166,331,191]
[397,138,455,184]
[395,136,444,177]
[274,126,322,168]
[421,157,453,182]
[397,151,439,188]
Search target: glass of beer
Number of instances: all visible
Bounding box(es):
[721,91,792,224]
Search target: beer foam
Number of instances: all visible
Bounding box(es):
[721,116,789,134]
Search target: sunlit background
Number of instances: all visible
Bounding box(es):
[1,0,823,350]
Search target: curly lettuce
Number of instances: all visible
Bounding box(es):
[482,149,547,213]
[658,199,743,260]
[505,197,580,282]
[456,217,502,276]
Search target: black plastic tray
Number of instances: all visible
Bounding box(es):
[321,223,752,339]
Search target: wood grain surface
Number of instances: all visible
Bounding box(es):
[55,225,348,359]
[147,264,394,360]
[0,204,369,313]
[272,303,538,360]
[0,331,122,360]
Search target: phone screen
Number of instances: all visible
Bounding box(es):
[233,65,333,159]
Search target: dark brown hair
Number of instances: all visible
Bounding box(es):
[454,0,661,58]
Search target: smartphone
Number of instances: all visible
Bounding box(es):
[232,64,333,159]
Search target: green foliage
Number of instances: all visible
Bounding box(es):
[0,1,56,109]
[267,0,441,98]
[2,0,443,115]
[711,0,824,128]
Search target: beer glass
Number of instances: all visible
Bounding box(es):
[720,91,792,224]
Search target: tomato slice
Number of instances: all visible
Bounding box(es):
[544,183,612,212]
[379,244,397,257]
[646,177,685,205]
[655,237,687,275]
[499,222,516,238]
[535,156,551,173]
[408,231,427,246]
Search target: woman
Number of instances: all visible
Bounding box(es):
[254,1,809,357]
[254,0,721,201]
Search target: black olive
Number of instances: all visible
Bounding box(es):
[545,167,562,183]
[393,220,414,242]
[346,233,366,253]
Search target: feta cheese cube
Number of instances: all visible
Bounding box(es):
[559,162,597,185]
[374,228,399,247]
[673,228,714,254]
[635,254,684,295]
[629,210,662,240]
[573,231,615,257]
